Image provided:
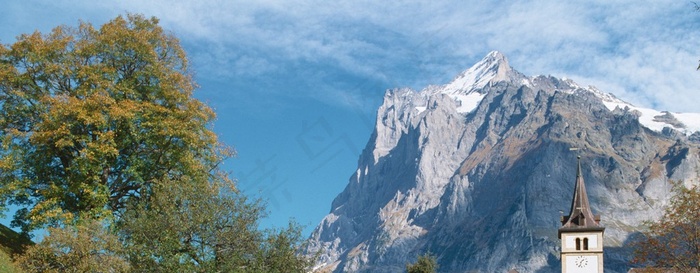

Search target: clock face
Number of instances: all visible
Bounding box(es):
[575,256,588,268]
[565,255,598,273]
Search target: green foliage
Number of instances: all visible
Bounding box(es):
[249,222,312,273]
[14,219,129,273]
[0,13,230,233]
[406,253,439,273]
[119,178,311,272]
[632,184,700,270]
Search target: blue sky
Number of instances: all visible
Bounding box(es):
[2,1,699,237]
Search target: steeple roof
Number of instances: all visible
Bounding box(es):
[559,156,603,233]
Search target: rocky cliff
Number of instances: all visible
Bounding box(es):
[305,51,700,273]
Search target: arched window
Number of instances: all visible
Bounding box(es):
[583,237,589,250]
[575,238,581,250]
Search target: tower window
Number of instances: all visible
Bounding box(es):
[575,238,581,250]
[583,237,589,250]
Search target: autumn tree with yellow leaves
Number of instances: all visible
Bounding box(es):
[0,14,227,233]
[1,14,311,272]
[632,184,700,271]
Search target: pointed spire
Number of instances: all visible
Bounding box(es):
[560,156,601,229]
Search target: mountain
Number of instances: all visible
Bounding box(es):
[305,51,700,273]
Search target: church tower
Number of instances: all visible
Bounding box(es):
[559,156,604,273]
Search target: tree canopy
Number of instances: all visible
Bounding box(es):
[15,219,129,273]
[632,184,700,270]
[119,179,311,272]
[0,14,230,233]
[1,13,312,272]
[15,179,311,272]
[406,253,439,273]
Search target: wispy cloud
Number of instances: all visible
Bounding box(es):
[2,0,699,112]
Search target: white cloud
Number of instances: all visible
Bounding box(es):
[2,0,699,112]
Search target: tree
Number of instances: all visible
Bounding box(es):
[632,184,700,271]
[2,14,312,272]
[14,219,129,273]
[118,177,311,272]
[0,14,230,233]
[250,222,311,273]
[406,253,439,273]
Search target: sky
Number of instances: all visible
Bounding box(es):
[1,0,699,237]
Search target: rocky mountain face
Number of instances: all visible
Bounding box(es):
[305,51,700,273]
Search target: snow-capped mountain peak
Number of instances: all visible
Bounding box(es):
[306,51,700,273]
[600,99,700,136]
[415,51,523,114]
[426,52,700,135]
[560,81,700,136]
[442,51,516,95]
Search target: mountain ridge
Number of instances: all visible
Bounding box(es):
[306,51,700,272]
